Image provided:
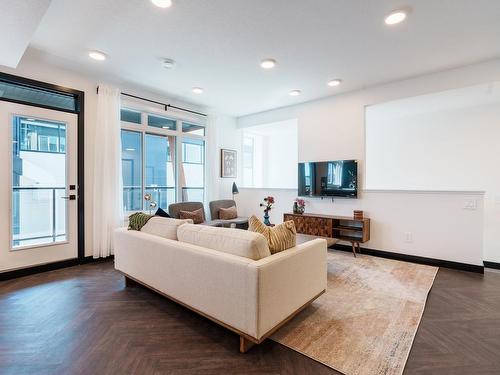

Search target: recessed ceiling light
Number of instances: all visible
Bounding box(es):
[151,0,172,8]
[289,90,301,96]
[384,10,407,25]
[327,79,342,87]
[125,148,136,151]
[192,87,204,94]
[162,58,176,69]
[88,50,106,61]
[260,59,277,69]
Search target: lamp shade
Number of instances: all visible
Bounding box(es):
[232,182,239,195]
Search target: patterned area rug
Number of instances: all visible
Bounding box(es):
[271,251,438,375]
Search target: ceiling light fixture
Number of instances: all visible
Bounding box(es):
[289,90,302,96]
[88,50,107,61]
[327,79,342,87]
[162,58,176,69]
[151,0,172,8]
[125,148,136,151]
[192,87,204,94]
[260,59,277,69]
[384,10,407,25]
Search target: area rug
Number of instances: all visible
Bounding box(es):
[271,251,438,375]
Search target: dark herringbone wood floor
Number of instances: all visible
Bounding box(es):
[1,259,500,375]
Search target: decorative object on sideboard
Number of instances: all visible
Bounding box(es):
[293,198,306,214]
[232,181,239,200]
[221,149,237,178]
[144,193,157,214]
[353,210,364,220]
[260,196,274,226]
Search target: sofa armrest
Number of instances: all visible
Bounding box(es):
[248,238,327,339]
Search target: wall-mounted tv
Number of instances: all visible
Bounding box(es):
[298,160,358,198]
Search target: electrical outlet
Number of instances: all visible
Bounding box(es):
[404,232,413,243]
[463,200,477,210]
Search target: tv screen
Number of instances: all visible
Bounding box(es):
[298,160,358,198]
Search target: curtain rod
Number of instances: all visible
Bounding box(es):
[96,86,207,117]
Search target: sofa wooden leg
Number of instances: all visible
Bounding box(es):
[239,336,255,353]
[125,276,139,287]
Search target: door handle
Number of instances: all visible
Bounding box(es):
[61,195,76,200]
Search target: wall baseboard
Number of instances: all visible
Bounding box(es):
[483,261,500,270]
[0,256,114,281]
[332,244,484,274]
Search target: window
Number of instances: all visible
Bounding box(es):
[182,122,205,136]
[120,108,141,124]
[145,134,176,210]
[0,79,77,111]
[121,130,142,211]
[120,106,206,212]
[148,114,176,130]
[181,138,205,202]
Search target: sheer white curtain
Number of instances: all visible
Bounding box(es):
[92,84,123,258]
[205,114,218,203]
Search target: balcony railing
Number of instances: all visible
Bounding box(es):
[12,186,66,247]
[123,185,204,212]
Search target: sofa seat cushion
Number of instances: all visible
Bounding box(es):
[141,217,193,240]
[177,224,271,260]
[248,215,297,254]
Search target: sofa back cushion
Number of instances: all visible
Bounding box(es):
[177,224,271,260]
[141,217,193,240]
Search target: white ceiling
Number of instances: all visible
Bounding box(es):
[18,0,500,116]
[0,0,51,68]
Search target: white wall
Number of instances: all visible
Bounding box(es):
[237,58,500,265]
[208,114,240,205]
[240,119,298,189]
[365,83,500,191]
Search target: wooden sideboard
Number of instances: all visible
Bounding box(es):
[284,213,370,257]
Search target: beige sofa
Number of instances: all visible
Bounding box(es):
[114,217,327,352]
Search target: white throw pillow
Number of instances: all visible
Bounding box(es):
[177,224,271,260]
[141,217,193,240]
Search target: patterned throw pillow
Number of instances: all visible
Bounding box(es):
[179,208,204,224]
[248,215,296,254]
[219,206,238,220]
[128,212,154,231]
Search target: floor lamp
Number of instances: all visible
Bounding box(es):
[232,182,239,200]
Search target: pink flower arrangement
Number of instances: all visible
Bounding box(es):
[295,198,306,208]
[260,196,275,212]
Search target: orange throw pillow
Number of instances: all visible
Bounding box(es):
[179,208,204,224]
[219,206,238,220]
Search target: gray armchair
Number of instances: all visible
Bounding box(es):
[209,200,249,230]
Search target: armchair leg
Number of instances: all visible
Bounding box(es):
[239,336,255,353]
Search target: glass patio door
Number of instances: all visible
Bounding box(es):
[0,101,78,271]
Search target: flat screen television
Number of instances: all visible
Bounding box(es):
[298,160,358,198]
